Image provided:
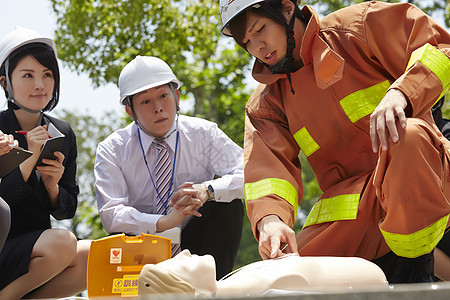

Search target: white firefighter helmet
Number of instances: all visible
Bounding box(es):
[220,0,267,36]
[0,26,57,68]
[118,55,180,106]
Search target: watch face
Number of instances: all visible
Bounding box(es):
[207,185,215,199]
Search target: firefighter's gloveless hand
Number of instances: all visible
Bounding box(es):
[370,88,408,153]
[257,214,298,260]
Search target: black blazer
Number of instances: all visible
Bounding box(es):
[0,107,79,237]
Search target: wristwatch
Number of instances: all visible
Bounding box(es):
[207,184,215,201]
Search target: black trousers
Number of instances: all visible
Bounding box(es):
[373,230,450,283]
[437,230,450,257]
[181,199,244,280]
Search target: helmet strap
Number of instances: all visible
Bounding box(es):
[258,1,300,94]
[265,56,295,95]
[169,83,180,113]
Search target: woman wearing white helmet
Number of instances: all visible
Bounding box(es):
[220,0,450,284]
[0,27,89,298]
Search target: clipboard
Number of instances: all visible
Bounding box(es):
[35,123,65,166]
[0,146,33,178]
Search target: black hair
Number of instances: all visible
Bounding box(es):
[0,42,60,111]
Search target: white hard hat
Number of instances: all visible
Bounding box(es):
[0,26,57,68]
[220,0,267,36]
[118,56,181,106]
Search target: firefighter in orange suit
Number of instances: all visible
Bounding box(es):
[219,0,450,283]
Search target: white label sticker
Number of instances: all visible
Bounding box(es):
[110,248,122,264]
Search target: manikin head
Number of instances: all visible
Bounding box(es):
[118,56,181,138]
[138,249,217,297]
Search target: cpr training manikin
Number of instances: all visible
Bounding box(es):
[138,249,388,297]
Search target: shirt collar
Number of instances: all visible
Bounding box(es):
[162,121,178,151]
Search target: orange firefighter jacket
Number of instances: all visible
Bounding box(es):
[244,1,450,260]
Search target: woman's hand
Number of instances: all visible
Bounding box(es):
[36,151,65,207]
[25,125,50,155]
[19,125,52,182]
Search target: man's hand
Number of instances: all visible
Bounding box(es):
[257,215,298,260]
[170,182,208,217]
[370,89,408,153]
[156,207,185,232]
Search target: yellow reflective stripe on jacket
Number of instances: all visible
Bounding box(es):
[340,80,391,123]
[245,178,298,214]
[294,127,320,157]
[380,214,449,258]
[303,194,360,228]
[406,43,450,99]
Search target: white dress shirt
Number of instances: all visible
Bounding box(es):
[95,115,244,235]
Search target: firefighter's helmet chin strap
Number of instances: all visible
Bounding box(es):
[266,25,296,95]
[257,1,298,94]
[5,59,44,126]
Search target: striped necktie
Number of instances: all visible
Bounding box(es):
[153,138,181,256]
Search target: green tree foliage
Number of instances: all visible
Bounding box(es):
[50,0,250,145]
[441,93,450,118]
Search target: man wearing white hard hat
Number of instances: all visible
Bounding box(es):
[94,56,244,279]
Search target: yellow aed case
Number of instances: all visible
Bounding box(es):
[87,233,171,298]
